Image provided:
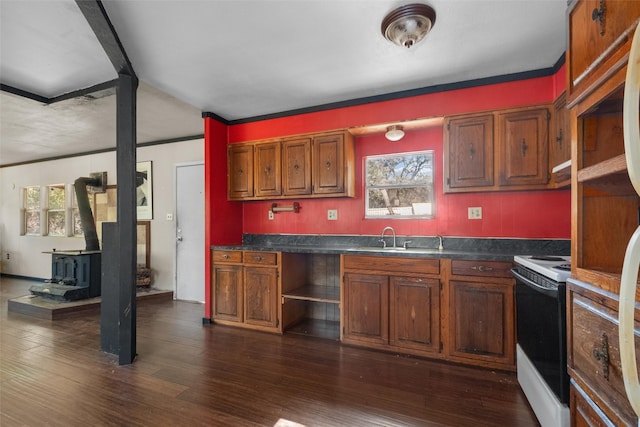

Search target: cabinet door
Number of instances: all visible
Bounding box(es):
[312,133,344,195]
[390,276,440,354]
[444,114,494,190]
[498,108,549,186]
[282,137,311,196]
[552,92,571,169]
[343,273,388,345]
[570,382,616,427]
[228,144,254,199]
[447,279,515,367]
[244,266,278,329]
[254,142,281,197]
[212,264,243,322]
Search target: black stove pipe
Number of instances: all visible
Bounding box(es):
[74,177,101,251]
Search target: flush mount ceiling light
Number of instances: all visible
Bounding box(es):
[385,125,405,141]
[381,3,436,48]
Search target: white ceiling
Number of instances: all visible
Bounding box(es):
[0,0,567,166]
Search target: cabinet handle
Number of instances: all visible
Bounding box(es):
[223,254,230,259]
[471,265,494,272]
[521,138,528,157]
[254,256,263,261]
[293,163,299,170]
[469,143,475,160]
[238,168,243,175]
[556,128,563,148]
[326,161,332,169]
[592,332,610,380]
[591,0,606,36]
[265,166,271,176]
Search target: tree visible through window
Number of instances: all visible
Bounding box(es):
[47,185,66,236]
[365,150,434,218]
[24,186,41,235]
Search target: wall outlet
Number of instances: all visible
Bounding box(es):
[166,213,174,221]
[328,209,338,220]
[268,210,274,220]
[468,207,482,219]
[4,252,11,261]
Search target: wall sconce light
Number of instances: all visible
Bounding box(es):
[381,3,436,49]
[385,125,405,141]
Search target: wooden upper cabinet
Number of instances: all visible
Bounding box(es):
[254,141,282,198]
[444,114,494,190]
[498,107,549,186]
[551,92,571,169]
[444,106,551,192]
[227,129,354,200]
[282,137,312,196]
[568,0,640,102]
[228,143,254,200]
[312,133,345,195]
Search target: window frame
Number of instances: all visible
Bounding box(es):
[46,184,66,236]
[364,150,435,219]
[23,186,41,236]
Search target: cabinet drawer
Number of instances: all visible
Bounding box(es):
[568,291,640,426]
[212,250,242,264]
[343,255,439,275]
[451,260,512,278]
[243,251,278,266]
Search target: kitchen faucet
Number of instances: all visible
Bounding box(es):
[380,226,396,248]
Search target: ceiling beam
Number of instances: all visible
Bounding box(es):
[75,0,136,77]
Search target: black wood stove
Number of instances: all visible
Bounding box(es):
[29,172,106,301]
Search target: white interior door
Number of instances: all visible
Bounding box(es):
[175,162,205,302]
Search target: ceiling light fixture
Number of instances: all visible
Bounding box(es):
[385,125,405,141]
[381,3,436,49]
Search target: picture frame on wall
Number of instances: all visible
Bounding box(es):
[136,161,153,220]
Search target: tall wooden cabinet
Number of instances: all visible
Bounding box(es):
[566,0,640,424]
[444,105,550,193]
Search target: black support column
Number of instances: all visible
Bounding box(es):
[76,0,138,364]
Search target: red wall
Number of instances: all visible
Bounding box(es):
[219,70,570,239]
[241,125,570,238]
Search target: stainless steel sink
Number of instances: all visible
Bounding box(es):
[350,246,439,254]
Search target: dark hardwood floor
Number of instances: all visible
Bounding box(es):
[1,277,539,426]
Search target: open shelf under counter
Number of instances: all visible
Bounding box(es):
[285,319,340,341]
[282,285,340,304]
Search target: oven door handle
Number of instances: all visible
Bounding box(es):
[510,268,559,298]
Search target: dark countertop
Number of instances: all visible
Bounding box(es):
[211,234,571,262]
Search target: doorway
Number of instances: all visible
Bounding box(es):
[175,162,204,302]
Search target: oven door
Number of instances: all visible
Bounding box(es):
[512,267,569,404]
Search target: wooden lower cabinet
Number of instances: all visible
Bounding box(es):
[567,279,640,426]
[212,263,243,322]
[446,279,515,369]
[211,249,281,333]
[343,273,389,345]
[390,276,441,354]
[244,266,278,328]
[571,380,615,427]
[342,255,443,358]
[445,259,516,370]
